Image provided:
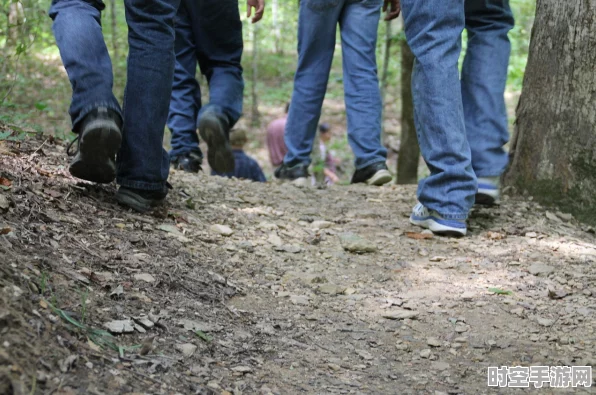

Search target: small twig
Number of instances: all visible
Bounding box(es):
[29,138,48,158]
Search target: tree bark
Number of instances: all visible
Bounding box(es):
[396,39,419,185]
[250,23,260,126]
[110,0,118,60]
[505,0,596,223]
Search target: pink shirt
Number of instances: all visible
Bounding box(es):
[266,117,288,167]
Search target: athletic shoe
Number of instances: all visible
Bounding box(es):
[198,111,234,173]
[351,162,392,186]
[67,107,122,184]
[409,202,467,237]
[476,177,500,205]
[274,162,309,185]
[171,150,203,173]
[115,185,169,213]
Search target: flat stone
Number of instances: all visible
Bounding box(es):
[420,349,432,359]
[134,316,154,329]
[339,233,377,253]
[461,291,475,301]
[311,221,334,230]
[0,195,9,211]
[176,343,197,358]
[105,320,135,334]
[431,362,450,371]
[267,233,283,247]
[290,295,309,305]
[528,263,555,276]
[134,273,156,283]
[210,224,234,236]
[382,309,420,320]
[179,319,220,332]
[536,317,555,327]
[429,256,447,262]
[231,366,253,374]
[427,337,442,347]
[318,284,346,295]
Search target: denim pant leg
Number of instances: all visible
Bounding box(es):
[283,0,344,166]
[339,0,387,170]
[49,0,122,131]
[462,0,514,177]
[167,2,202,159]
[116,0,180,191]
[401,0,476,220]
[189,0,244,128]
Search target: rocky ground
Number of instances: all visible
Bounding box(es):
[1,130,595,395]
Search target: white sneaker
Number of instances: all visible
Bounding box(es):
[409,202,467,237]
[476,177,500,205]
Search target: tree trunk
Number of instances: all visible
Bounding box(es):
[7,2,25,48]
[272,0,282,54]
[396,39,419,185]
[505,0,596,224]
[110,0,118,60]
[379,20,392,139]
[250,23,260,126]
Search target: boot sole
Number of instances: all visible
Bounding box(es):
[198,115,234,174]
[366,170,393,186]
[69,119,121,184]
[115,188,165,213]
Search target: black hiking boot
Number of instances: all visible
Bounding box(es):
[274,162,309,184]
[115,185,169,213]
[171,150,203,173]
[351,162,392,186]
[67,107,122,184]
[198,111,234,173]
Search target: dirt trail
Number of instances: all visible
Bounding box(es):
[1,133,595,395]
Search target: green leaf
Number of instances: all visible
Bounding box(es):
[195,330,212,343]
[0,131,12,140]
[35,102,48,111]
[488,287,512,295]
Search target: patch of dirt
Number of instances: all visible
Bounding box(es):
[1,131,595,394]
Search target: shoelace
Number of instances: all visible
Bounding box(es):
[66,135,79,157]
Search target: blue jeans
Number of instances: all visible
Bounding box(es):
[284,0,387,170]
[167,0,244,159]
[401,0,513,219]
[49,0,179,191]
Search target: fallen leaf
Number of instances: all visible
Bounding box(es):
[195,330,212,342]
[0,226,11,235]
[139,336,155,356]
[110,285,124,298]
[87,338,101,352]
[0,177,12,187]
[406,232,433,240]
[59,355,78,373]
[486,231,506,240]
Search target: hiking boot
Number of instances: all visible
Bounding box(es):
[351,162,392,186]
[475,177,500,205]
[274,162,309,184]
[409,202,467,237]
[68,107,122,184]
[171,150,203,173]
[115,185,169,213]
[198,111,234,173]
